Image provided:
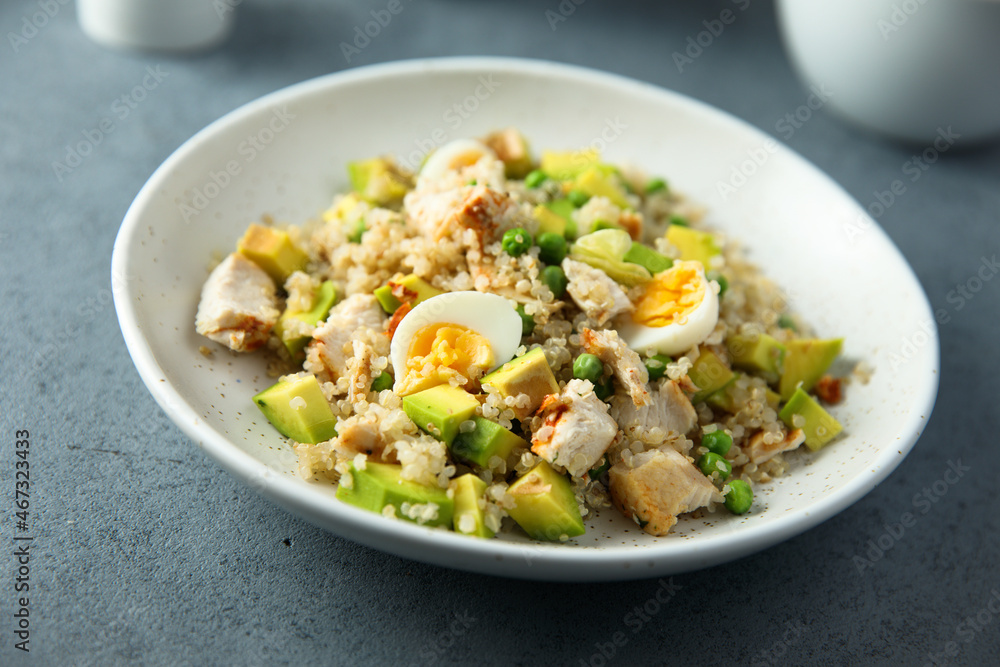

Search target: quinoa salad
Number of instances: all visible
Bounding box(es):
[194,128,850,542]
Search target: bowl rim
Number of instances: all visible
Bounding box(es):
[112,56,940,581]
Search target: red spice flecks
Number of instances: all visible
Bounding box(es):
[386,302,412,341]
[388,281,418,303]
[815,375,843,405]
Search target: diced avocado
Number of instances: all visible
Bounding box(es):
[666,224,720,270]
[728,333,787,381]
[540,149,600,181]
[402,384,480,446]
[348,157,411,207]
[705,377,737,413]
[779,338,844,400]
[622,242,672,275]
[237,223,309,285]
[507,461,585,541]
[253,374,337,444]
[336,461,454,527]
[373,274,444,314]
[542,199,578,238]
[533,205,568,237]
[481,348,560,420]
[765,388,781,410]
[574,166,630,209]
[450,417,526,468]
[779,387,843,451]
[275,281,338,357]
[322,192,364,223]
[450,474,493,538]
[688,350,736,404]
[482,128,533,179]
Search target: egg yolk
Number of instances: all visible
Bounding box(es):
[632,262,706,327]
[396,323,494,396]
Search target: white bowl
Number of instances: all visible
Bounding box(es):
[112,58,939,581]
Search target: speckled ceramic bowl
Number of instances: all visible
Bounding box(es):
[112,58,939,581]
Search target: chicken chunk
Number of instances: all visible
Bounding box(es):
[307,294,385,380]
[406,185,522,246]
[195,252,280,352]
[580,328,651,407]
[609,447,723,536]
[531,379,619,478]
[329,404,400,463]
[745,428,805,465]
[609,380,697,452]
[561,258,632,326]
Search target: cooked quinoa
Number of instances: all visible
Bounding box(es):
[195,128,851,541]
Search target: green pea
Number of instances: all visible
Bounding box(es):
[501,227,533,257]
[573,353,604,384]
[347,218,366,243]
[778,314,798,331]
[707,271,728,297]
[524,170,547,188]
[467,179,477,186]
[594,379,614,401]
[370,372,393,392]
[698,452,732,480]
[669,214,689,228]
[568,189,591,208]
[643,354,672,381]
[724,479,753,514]
[645,178,668,195]
[537,232,567,265]
[701,430,732,456]
[515,304,535,336]
[541,265,568,298]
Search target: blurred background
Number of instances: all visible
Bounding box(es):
[1,0,998,665]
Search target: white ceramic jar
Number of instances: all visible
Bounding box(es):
[776,0,1000,144]
[78,0,236,53]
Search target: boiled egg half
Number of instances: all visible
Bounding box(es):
[390,291,522,396]
[617,260,719,356]
[419,139,497,184]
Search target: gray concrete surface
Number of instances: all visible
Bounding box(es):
[2,0,998,665]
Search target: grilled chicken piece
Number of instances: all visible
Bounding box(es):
[745,428,805,465]
[609,447,722,536]
[561,258,633,326]
[307,294,385,380]
[609,380,697,452]
[531,379,619,478]
[580,328,651,407]
[195,253,279,352]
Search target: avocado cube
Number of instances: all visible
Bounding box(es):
[623,242,673,275]
[481,348,560,420]
[482,128,533,179]
[336,461,454,527]
[666,224,720,270]
[322,192,363,223]
[540,149,600,181]
[728,333,786,380]
[373,274,444,314]
[574,166,630,208]
[450,473,493,537]
[543,199,578,238]
[275,281,338,357]
[779,388,843,451]
[533,205,568,237]
[253,374,337,444]
[402,384,480,446]
[237,223,309,285]
[450,417,526,468]
[688,350,736,404]
[507,461,585,541]
[348,157,411,207]
[779,338,844,400]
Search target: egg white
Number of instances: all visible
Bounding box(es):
[617,263,720,356]
[389,291,523,382]
[419,139,497,184]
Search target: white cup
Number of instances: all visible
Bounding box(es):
[78,0,236,53]
[776,0,1000,144]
